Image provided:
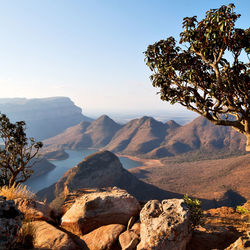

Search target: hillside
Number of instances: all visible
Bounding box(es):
[0,97,93,140]
[37,150,183,203]
[130,153,250,208]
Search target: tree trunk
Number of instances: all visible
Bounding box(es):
[246,133,250,152]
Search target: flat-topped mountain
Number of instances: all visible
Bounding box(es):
[0,97,93,140]
[44,115,122,149]
[37,150,181,203]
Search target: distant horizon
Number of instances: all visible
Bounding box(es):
[0,95,198,125]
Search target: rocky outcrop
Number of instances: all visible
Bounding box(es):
[61,187,140,235]
[14,198,52,222]
[137,199,192,250]
[31,221,79,250]
[81,224,125,250]
[0,196,24,250]
[37,150,182,203]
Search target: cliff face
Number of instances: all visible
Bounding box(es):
[0,97,93,140]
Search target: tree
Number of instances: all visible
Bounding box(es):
[145,4,250,151]
[0,113,43,187]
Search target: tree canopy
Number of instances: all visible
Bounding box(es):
[145,4,250,151]
[0,113,43,187]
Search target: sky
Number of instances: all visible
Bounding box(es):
[0,0,249,117]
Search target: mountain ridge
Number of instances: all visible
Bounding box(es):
[43,115,246,159]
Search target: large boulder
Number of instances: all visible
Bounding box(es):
[81,224,125,250]
[137,199,192,250]
[14,198,52,222]
[61,187,141,235]
[31,221,79,250]
[0,196,24,250]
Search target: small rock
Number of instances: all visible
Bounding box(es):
[31,221,79,250]
[131,222,140,236]
[81,224,125,250]
[61,187,140,235]
[119,230,140,250]
[137,199,192,250]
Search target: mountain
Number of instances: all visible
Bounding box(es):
[44,115,122,149]
[147,116,246,158]
[37,150,182,203]
[43,114,246,159]
[105,116,167,155]
[0,97,93,140]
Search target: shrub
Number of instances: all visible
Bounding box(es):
[236,205,249,214]
[0,184,35,200]
[184,194,204,229]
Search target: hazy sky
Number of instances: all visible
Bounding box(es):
[0,0,249,116]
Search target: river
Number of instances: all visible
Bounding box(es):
[26,149,142,192]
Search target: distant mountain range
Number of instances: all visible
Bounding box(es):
[0,97,93,140]
[44,115,246,159]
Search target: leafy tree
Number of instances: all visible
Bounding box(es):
[145,4,250,151]
[0,113,43,187]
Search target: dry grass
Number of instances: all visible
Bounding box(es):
[0,184,35,200]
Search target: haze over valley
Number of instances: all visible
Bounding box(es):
[0,96,249,209]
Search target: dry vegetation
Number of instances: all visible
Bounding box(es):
[0,184,35,200]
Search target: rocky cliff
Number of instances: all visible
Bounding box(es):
[0,97,93,140]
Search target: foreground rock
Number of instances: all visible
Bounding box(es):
[137,199,192,250]
[61,187,140,235]
[14,198,52,222]
[31,221,79,250]
[81,224,125,250]
[119,230,140,250]
[0,196,23,250]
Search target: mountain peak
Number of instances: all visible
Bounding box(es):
[166,120,180,129]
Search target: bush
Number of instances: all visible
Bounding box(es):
[0,184,35,200]
[236,205,249,214]
[184,194,204,229]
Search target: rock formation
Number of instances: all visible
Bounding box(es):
[0,196,23,250]
[61,187,140,235]
[137,199,192,250]
[37,150,182,203]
